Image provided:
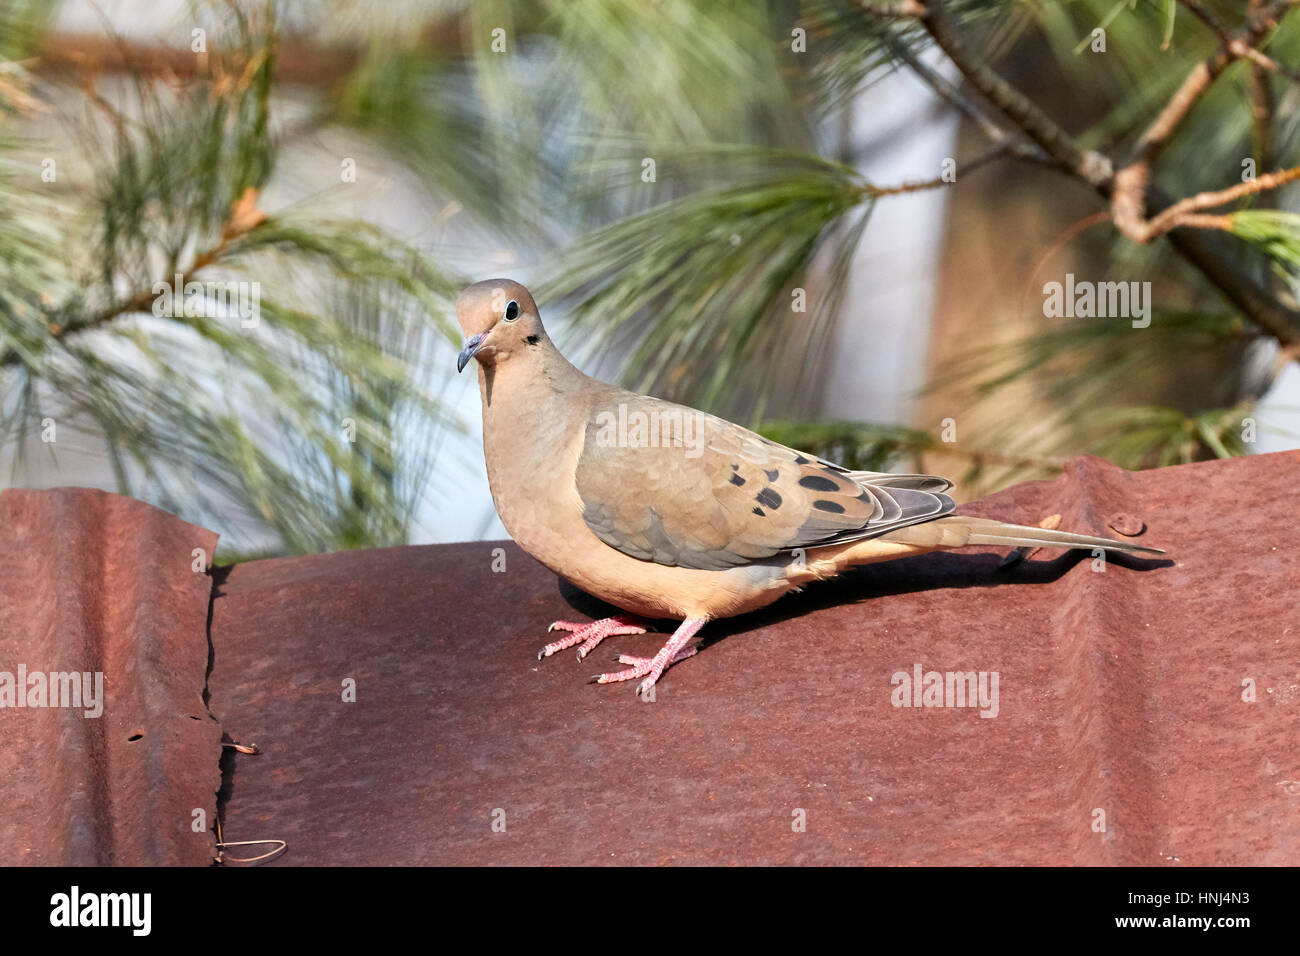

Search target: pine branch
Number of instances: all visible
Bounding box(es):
[4,188,269,364]
[851,0,1300,346]
[1112,0,1299,243]
[1176,0,1300,82]
[1148,166,1300,235]
[1247,0,1278,186]
[911,1,1115,187]
[862,144,1012,197]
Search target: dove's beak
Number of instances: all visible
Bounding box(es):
[457,332,488,373]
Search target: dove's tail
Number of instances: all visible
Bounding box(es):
[879,515,1166,555]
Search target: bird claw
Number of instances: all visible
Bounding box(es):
[590,647,699,696]
[574,617,706,700]
[535,616,647,661]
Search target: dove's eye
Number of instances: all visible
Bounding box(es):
[503,300,520,322]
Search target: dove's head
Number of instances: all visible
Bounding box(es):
[454,279,546,373]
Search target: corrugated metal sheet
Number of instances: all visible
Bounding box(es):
[0,488,222,865]
[207,451,1300,865]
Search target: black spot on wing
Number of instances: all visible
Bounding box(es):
[813,499,845,514]
[764,468,779,481]
[799,474,840,493]
[729,473,746,486]
[752,506,765,517]
[756,488,782,510]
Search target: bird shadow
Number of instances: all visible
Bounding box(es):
[557,548,1174,651]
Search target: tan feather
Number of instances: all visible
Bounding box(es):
[574,393,955,570]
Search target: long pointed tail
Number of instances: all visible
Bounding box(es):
[881,515,1165,555]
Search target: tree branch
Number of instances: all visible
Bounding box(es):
[1176,0,1300,81]
[1146,165,1300,235]
[1,189,267,368]
[879,30,1054,167]
[850,0,1300,346]
[1112,0,1298,242]
[864,144,1015,197]
[913,1,1114,187]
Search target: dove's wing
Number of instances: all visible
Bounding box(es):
[574,395,955,571]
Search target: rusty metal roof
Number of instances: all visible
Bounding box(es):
[203,450,1300,865]
[0,487,222,865]
[3,451,1296,865]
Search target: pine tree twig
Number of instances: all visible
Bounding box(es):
[1177,0,1300,80]
[2,190,268,367]
[878,30,1054,167]
[1247,0,1279,185]
[1248,59,1276,168]
[1144,166,1300,237]
[1170,213,1235,230]
[1247,0,1279,205]
[857,0,1300,345]
[1112,0,1297,243]
[1161,213,1300,347]
[902,1,1115,187]
[862,144,1012,197]
[1229,37,1300,84]
[1177,0,1230,35]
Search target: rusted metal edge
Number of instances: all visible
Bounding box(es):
[0,487,224,865]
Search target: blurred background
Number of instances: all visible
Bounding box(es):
[2,0,1297,560]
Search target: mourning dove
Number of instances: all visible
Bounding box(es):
[456,279,1163,700]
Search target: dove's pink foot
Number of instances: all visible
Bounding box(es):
[589,618,706,700]
[537,615,647,661]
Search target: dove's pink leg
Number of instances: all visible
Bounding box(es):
[590,617,706,700]
[537,615,647,661]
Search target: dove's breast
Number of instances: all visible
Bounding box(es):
[479,374,795,620]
